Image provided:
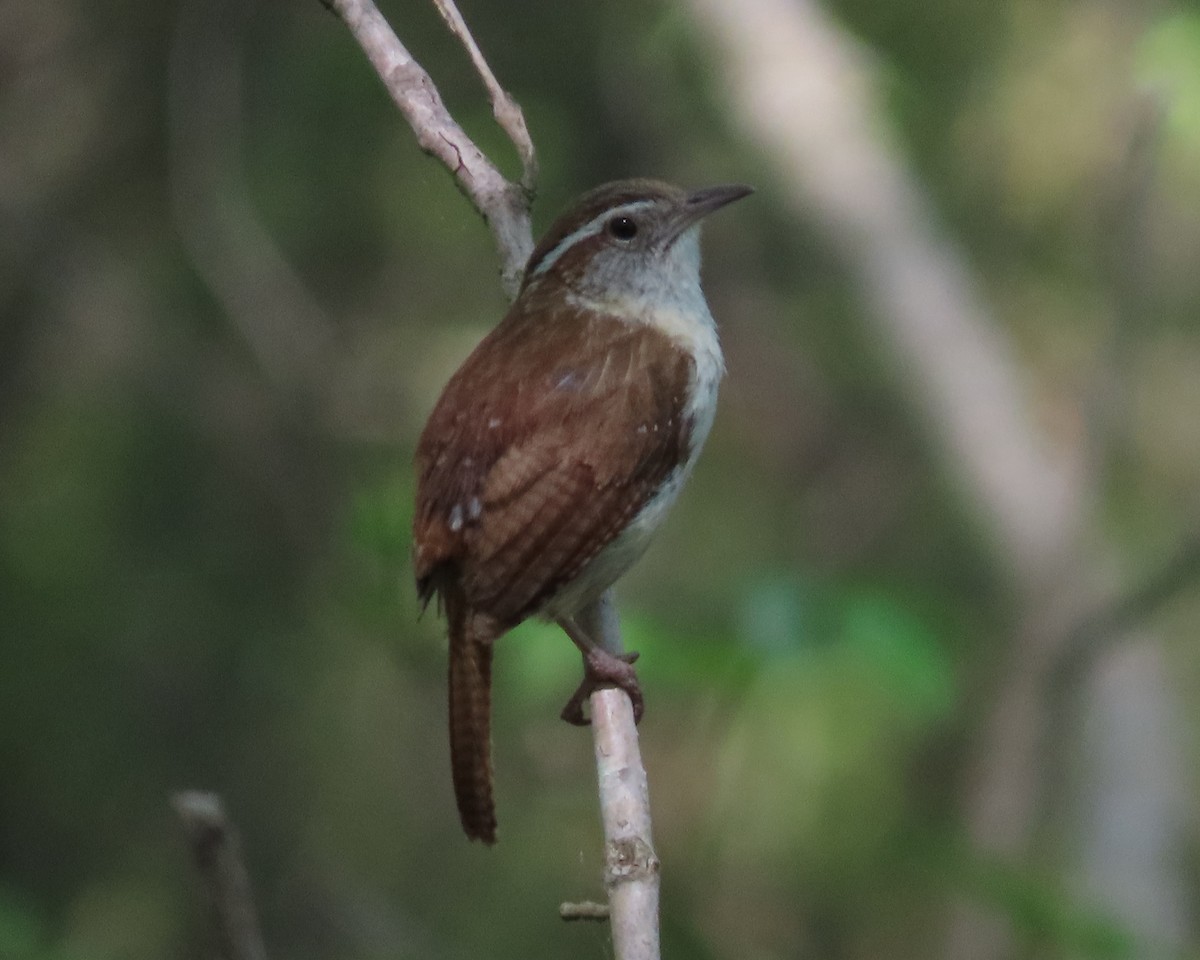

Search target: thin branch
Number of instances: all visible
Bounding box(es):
[430,0,537,193]
[578,592,661,960]
[1034,531,1200,888]
[173,791,268,960]
[1052,532,1200,697]
[559,901,611,921]
[328,0,533,296]
[590,691,661,959]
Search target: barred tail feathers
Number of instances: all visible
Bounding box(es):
[447,597,498,844]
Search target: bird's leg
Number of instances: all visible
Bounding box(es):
[556,615,643,726]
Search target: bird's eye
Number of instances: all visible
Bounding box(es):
[606,216,638,241]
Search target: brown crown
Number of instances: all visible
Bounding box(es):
[521,179,687,285]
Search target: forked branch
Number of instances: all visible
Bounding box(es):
[328,0,534,296]
[430,0,537,193]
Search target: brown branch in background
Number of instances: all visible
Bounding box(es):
[1037,531,1200,850]
[173,791,268,960]
[1053,536,1200,699]
[328,0,534,297]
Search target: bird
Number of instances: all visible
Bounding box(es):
[413,178,752,843]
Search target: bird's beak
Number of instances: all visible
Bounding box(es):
[665,183,754,243]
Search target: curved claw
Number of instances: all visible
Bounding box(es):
[560,648,643,726]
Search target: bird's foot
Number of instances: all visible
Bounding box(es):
[560,648,643,727]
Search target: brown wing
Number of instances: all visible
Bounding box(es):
[413,298,693,626]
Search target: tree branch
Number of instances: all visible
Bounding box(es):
[173,791,268,960]
[329,4,658,955]
[590,691,661,957]
[328,0,533,296]
[559,900,610,921]
[578,591,661,960]
[429,0,537,193]
[1052,532,1200,698]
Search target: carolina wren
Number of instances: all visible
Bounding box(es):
[413,178,751,843]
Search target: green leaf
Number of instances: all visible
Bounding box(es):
[1137,12,1200,152]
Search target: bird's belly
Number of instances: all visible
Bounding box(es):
[539,322,721,622]
[540,461,691,621]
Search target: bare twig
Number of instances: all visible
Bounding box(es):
[559,900,611,921]
[327,0,533,296]
[430,0,537,193]
[173,791,268,960]
[331,3,657,954]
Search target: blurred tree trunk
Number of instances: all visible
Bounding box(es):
[683,0,1191,955]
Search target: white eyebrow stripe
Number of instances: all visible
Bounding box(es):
[529,199,657,278]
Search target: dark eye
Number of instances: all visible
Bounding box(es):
[607,216,638,241]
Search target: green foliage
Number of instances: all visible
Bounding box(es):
[1138,11,1200,153]
[713,580,952,869]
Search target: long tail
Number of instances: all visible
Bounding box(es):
[447,595,498,844]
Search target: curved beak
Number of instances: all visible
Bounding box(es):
[666,183,754,243]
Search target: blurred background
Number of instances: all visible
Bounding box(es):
[3,0,1199,956]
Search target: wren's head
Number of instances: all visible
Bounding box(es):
[519,179,753,309]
